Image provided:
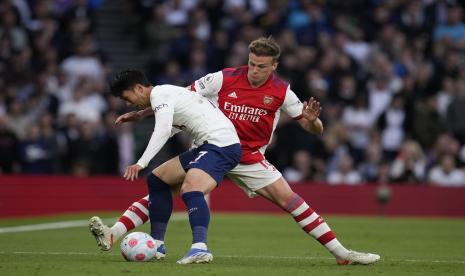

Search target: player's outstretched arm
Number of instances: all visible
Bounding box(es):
[115,108,153,125]
[298,97,324,135]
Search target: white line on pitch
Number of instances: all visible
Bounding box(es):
[0,251,463,264]
[0,220,92,234]
[0,214,187,234]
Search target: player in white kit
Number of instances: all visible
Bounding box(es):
[92,69,242,264]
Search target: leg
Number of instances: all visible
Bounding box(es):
[146,156,186,248]
[177,142,242,264]
[256,177,380,264]
[89,156,185,251]
[228,161,379,265]
[256,177,349,258]
[177,168,217,264]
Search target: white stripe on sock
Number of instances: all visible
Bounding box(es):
[324,238,341,251]
[124,210,143,226]
[291,202,309,216]
[309,223,330,238]
[133,202,149,216]
[298,212,318,228]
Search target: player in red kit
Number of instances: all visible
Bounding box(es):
[89,37,380,265]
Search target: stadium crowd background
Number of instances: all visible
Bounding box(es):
[0,0,464,187]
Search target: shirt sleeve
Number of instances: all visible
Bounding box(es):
[190,71,223,97]
[281,86,303,120]
[170,127,181,137]
[136,88,175,168]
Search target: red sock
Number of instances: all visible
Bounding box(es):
[284,193,349,259]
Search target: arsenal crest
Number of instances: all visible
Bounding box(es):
[263,95,274,105]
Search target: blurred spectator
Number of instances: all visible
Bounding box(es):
[142,5,179,60]
[164,0,197,27]
[18,125,55,173]
[428,154,465,187]
[399,0,428,38]
[341,94,374,162]
[60,36,105,85]
[5,98,34,139]
[436,76,455,119]
[116,122,135,175]
[341,29,372,66]
[56,113,80,173]
[433,5,465,49]
[327,154,362,185]
[366,73,397,121]
[412,94,446,151]
[377,94,408,160]
[58,79,102,123]
[390,140,427,183]
[0,5,28,52]
[358,143,383,183]
[68,121,118,175]
[446,76,465,143]
[283,150,325,182]
[154,60,187,86]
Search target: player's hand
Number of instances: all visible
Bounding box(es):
[302,97,322,122]
[115,111,142,126]
[124,164,143,181]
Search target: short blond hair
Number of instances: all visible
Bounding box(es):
[248,36,281,62]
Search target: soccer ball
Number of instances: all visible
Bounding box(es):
[120,232,157,261]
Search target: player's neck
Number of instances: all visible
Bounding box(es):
[248,78,267,88]
[143,86,154,105]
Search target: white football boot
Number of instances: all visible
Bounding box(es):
[336,250,380,265]
[176,244,213,264]
[89,216,114,251]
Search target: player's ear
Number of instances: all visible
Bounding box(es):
[134,84,144,95]
[272,62,278,71]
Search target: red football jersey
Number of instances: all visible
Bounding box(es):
[191,66,303,164]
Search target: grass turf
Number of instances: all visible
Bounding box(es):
[0,213,464,276]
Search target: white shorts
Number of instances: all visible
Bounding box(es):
[226,160,282,197]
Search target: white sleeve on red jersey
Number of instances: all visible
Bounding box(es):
[281,86,303,119]
[191,71,223,97]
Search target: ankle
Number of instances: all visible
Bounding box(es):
[331,245,350,260]
[191,242,207,250]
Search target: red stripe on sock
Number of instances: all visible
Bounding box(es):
[317,231,336,245]
[138,198,149,208]
[302,216,324,233]
[129,205,149,222]
[294,208,314,222]
[118,216,135,230]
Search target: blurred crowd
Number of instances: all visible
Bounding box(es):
[1,0,465,187]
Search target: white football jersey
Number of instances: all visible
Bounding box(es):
[136,84,239,168]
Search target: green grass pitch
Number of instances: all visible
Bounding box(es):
[0,213,464,276]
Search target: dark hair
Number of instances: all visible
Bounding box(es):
[109,69,150,98]
[248,36,281,62]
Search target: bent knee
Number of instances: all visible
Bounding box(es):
[180,180,199,194]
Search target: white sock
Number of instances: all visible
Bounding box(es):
[191,242,207,250]
[111,222,127,240]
